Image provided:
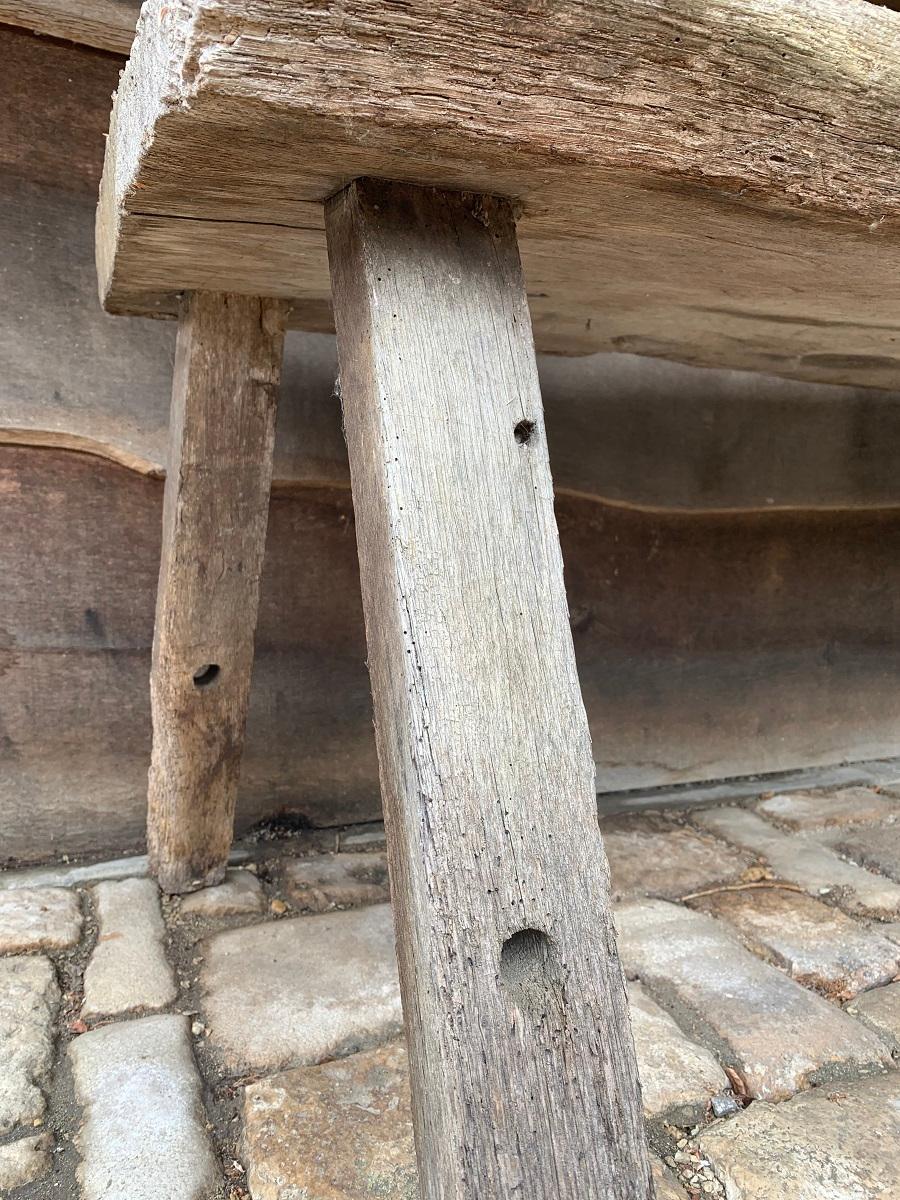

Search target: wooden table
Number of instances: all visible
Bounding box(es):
[89,1,900,1195]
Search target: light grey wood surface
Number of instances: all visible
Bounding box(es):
[327,179,651,1197]
[148,292,287,893]
[0,0,139,52]
[97,0,900,387]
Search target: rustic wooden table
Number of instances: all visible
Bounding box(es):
[55,0,900,1195]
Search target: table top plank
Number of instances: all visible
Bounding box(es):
[97,0,900,384]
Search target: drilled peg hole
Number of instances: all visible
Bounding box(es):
[192,663,220,688]
[513,419,536,445]
[500,928,564,1018]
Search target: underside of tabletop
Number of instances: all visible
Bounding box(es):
[98,0,900,388]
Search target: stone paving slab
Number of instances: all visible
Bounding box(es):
[202,903,402,1074]
[0,886,82,954]
[70,1014,220,1200]
[0,850,249,892]
[693,806,900,917]
[829,821,900,884]
[0,955,58,1134]
[700,1071,900,1199]
[846,982,900,1047]
[242,1038,689,1200]
[756,786,898,831]
[242,1041,417,1200]
[599,814,753,901]
[616,899,891,1101]
[627,982,730,1124]
[339,824,387,853]
[82,878,177,1018]
[652,1160,689,1200]
[282,852,390,912]
[689,886,900,1000]
[0,1132,53,1190]
[179,868,264,918]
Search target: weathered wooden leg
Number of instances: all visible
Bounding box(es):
[326,180,652,1199]
[148,292,286,894]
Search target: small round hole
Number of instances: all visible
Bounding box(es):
[500,927,564,1018]
[192,663,220,688]
[514,419,535,445]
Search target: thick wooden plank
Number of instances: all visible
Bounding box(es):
[98,0,900,386]
[0,0,140,53]
[148,291,286,893]
[326,179,651,1197]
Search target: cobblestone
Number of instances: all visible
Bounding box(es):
[627,982,730,1124]
[0,849,249,891]
[846,983,900,1047]
[0,1131,53,1189]
[202,903,402,1074]
[616,899,891,1100]
[282,852,390,912]
[829,821,900,884]
[179,868,264,918]
[600,814,753,901]
[82,877,177,1018]
[0,955,58,1134]
[0,1132,52,1190]
[70,1014,220,1200]
[339,824,387,852]
[652,1159,689,1199]
[693,806,900,917]
[700,1072,900,1199]
[0,886,82,954]
[242,1037,692,1200]
[242,1041,416,1200]
[756,786,898,831]
[689,885,900,999]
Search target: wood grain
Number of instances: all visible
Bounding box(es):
[326,179,651,1197]
[11,146,900,512]
[0,25,120,196]
[148,292,286,893]
[0,0,139,53]
[97,0,900,386]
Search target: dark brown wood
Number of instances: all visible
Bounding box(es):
[326,179,652,1198]
[0,0,140,53]
[148,291,287,893]
[0,25,120,196]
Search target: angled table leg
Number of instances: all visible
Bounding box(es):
[326,180,652,1199]
[148,291,287,894]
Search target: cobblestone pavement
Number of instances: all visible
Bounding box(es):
[3,787,900,1198]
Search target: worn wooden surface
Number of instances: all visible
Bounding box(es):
[99,0,900,386]
[15,163,900,508]
[326,179,651,1197]
[9,25,900,499]
[148,292,286,893]
[0,0,139,52]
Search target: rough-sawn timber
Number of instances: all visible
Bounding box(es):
[326,177,652,1198]
[98,0,900,387]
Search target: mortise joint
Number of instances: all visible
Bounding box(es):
[500,927,564,1018]
[192,663,220,688]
